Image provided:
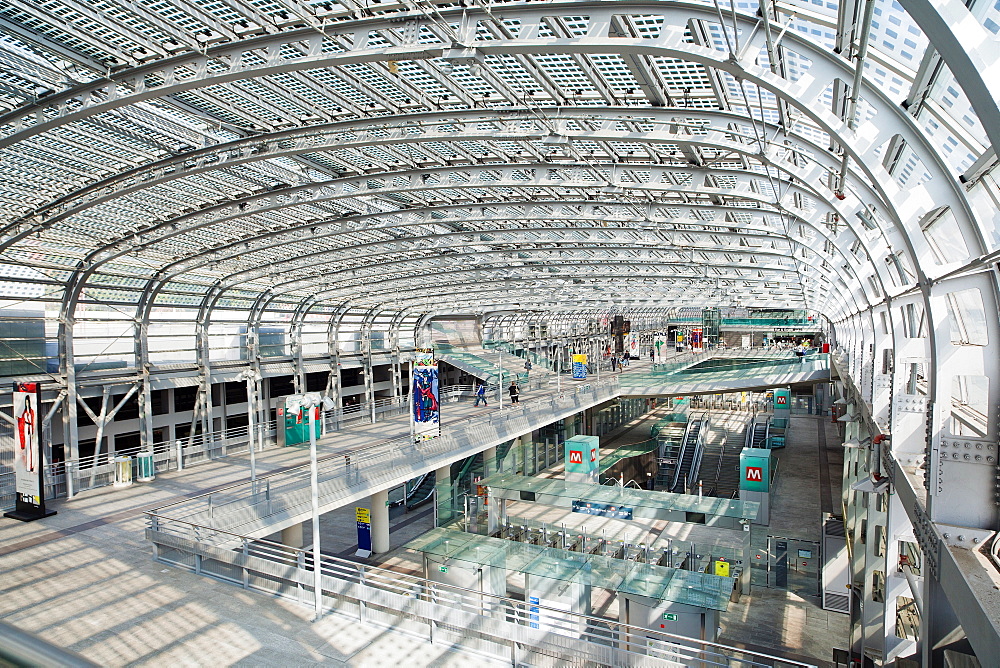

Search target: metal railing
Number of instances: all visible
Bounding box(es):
[145,513,814,668]
[2,394,411,513]
[148,378,622,534]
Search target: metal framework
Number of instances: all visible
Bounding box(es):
[1,0,1000,663]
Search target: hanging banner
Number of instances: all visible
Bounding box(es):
[653,335,668,363]
[5,382,55,522]
[412,352,440,441]
[571,354,588,379]
[623,332,640,358]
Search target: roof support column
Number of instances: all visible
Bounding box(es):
[57,311,79,499]
[361,307,378,424]
[325,304,350,430]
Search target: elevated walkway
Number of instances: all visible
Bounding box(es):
[619,353,829,396]
[151,379,620,539]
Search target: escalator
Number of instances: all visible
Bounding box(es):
[654,423,686,489]
[671,416,708,494]
[404,472,437,510]
[745,418,770,449]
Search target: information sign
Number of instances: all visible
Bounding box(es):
[571,500,633,520]
[355,506,372,557]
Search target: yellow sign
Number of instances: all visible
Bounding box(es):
[714,560,730,578]
[355,507,370,523]
[572,354,587,365]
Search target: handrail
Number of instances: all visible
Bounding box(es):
[0,621,99,668]
[144,512,815,668]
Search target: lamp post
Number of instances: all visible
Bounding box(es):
[301,391,334,621]
[239,368,262,487]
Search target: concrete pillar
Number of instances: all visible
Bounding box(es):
[371,489,390,553]
[483,445,497,477]
[281,522,304,548]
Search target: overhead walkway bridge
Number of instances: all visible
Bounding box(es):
[619,353,830,396]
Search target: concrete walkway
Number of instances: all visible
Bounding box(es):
[0,381,587,666]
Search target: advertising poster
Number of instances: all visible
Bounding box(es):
[412,352,440,441]
[5,382,55,521]
[653,335,668,363]
[571,354,587,379]
[624,332,640,358]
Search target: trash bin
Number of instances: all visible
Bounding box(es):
[113,455,133,488]
[136,451,155,482]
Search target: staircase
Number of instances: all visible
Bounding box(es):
[436,346,511,384]
[714,429,748,498]
[438,344,555,387]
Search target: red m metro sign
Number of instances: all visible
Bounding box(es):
[745,466,763,482]
[569,450,583,464]
[775,395,788,405]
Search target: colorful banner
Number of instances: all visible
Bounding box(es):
[5,382,54,521]
[412,352,440,441]
[624,332,639,357]
[571,354,587,379]
[653,335,668,363]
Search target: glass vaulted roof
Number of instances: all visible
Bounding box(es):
[0,0,997,330]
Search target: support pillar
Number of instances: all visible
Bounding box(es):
[371,489,390,554]
[281,522,304,548]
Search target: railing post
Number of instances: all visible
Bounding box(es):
[242,539,250,589]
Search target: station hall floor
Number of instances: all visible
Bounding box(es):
[0,359,846,666]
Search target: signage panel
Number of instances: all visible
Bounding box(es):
[571,500,633,520]
[571,354,587,379]
[4,382,55,522]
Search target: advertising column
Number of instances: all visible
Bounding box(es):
[564,435,600,484]
[5,382,56,521]
[571,354,588,380]
[653,334,668,363]
[412,352,440,441]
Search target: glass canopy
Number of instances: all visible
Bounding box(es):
[482,472,759,521]
[406,527,734,610]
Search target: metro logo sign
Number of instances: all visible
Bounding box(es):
[569,450,583,464]
[775,395,788,405]
[590,448,598,462]
[745,466,763,482]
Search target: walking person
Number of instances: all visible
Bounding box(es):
[621,353,629,368]
[523,358,532,374]
[610,355,617,372]
[508,381,520,404]
[474,383,488,406]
